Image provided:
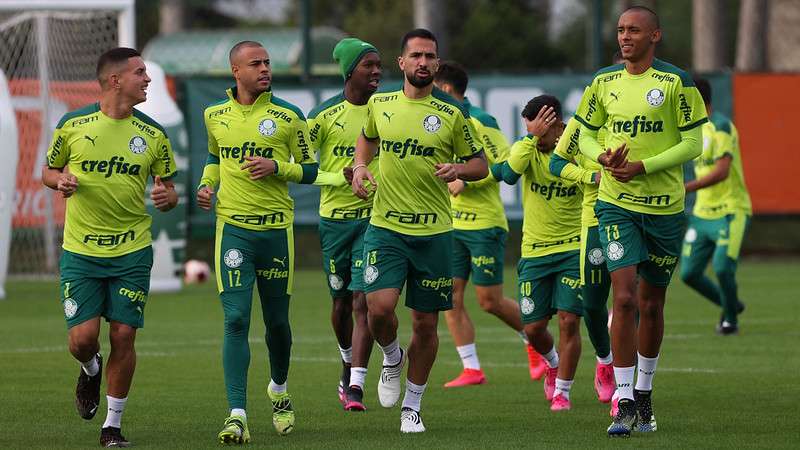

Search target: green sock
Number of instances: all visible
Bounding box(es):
[221,290,253,410]
[713,254,740,325]
[583,306,610,360]
[260,294,292,385]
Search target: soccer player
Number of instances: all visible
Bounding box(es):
[350,29,488,432]
[680,78,750,335]
[307,37,382,410]
[549,114,617,406]
[197,41,342,443]
[493,96,587,412]
[433,61,546,387]
[574,6,707,436]
[42,47,178,447]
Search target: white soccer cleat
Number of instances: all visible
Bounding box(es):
[378,348,405,408]
[400,407,425,433]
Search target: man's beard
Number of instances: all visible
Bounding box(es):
[407,72,433,88]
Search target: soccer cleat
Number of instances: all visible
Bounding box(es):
[607,398,636,437]
[444,368,487,388]
[344,385,366,412]
[550,394,571,411]
[338,361,351,405]
[217,415,250,444]
[76,353,103,420]
[268,389,295,435]
[609,390,620,417]
[526,344,547,380]
[400,407,425,433]
[378,348,405,408]
[543,367,557,401]
[716,320,739,336]
[634,389,657,432]
[100,426,131,448]
[594,362,615,403]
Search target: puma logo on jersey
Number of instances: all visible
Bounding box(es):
[83,135,97,146]
[333,121,345,131]
[383,111,394,122]
[219,120,230,129]
[273,257,287,267]
[609,92,620,102]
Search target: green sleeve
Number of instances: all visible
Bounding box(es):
[363,100,378,139]
[550,153,595,184]
[642,126,703,174]
[492,137,538,185]
[272,117,319,184]
[151,134,178,180]
[312,169,347,187]
[199,116,220,188]
[453,110,483,159]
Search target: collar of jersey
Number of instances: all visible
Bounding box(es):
[226,86,273,112]
[621,63,655,80]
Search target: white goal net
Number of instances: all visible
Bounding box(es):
[0,1,134,284]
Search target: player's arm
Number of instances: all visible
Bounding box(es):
[685,129,733,192]
[150,135,179,212]
[262,118,328,185]
[435,110,487,182]
[451,126,511,195]
[352,102,379,199]
[491,105,557,185]
[198,116,220,211]
[42,125,78,197]
[550,118,598,184]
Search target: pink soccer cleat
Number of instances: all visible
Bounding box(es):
[444,368,487,388]
[550,394,572,411]
[543,367,558,401]
[594,362,616,403]
[526,344,547,380]
[610,389,620,417]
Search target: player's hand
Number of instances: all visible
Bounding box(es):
[524,105,557,138]
[150,176,172,210]
[343,166,354,184]
[56,173,78,198]
[197,185,215,211]
[448,179,466,197]
[592,171,601,185]
[241,156,276,180]
[609,160,645,182]
[351,165,377,200]
[434,163,460,182]
[598,143,628,168]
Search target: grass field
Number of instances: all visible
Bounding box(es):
[1,260,798,449]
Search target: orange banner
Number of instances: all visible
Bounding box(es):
[733,74,800,214]
[11,80,99,227]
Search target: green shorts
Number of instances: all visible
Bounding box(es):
[452,227,506,286]
[517,250,582,324]
[319,217,369,297]
[581,225,611,310]
[59,246,153,329]
[595,200,685,287]
[362,224,453,313]
[682,212,751,264]
[215,221,294,297]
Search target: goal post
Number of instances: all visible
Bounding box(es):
[0,1,135,295]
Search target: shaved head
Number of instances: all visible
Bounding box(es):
[622,5,660,30]
[229,41,264,65]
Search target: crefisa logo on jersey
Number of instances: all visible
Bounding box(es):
[258,118,277,136]
[588,248,605,265]
[129,135,147,154]
[423,114,442,133]
[646,88,665,107]
[224,249,244,268]
[520,297,535,315]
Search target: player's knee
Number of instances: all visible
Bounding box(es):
[613,288,637,311]
[713,260,735,279]
[558,313,580,334]
[638,297,663,319]
[332,296,353,316]
[477,293,501,314]
[525,320,548,339]
[109,323,136,349]
[679,265,701,284]
[224,308,251,334]
[69,332,97,355]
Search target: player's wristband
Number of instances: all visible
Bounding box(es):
[352,163,368,172]
[273,161,280,175]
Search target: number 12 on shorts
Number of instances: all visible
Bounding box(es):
[227,269,241,288]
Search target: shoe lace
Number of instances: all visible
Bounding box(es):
[273,397,293,415]
[224,417,245,433]
[401,409,420,424]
